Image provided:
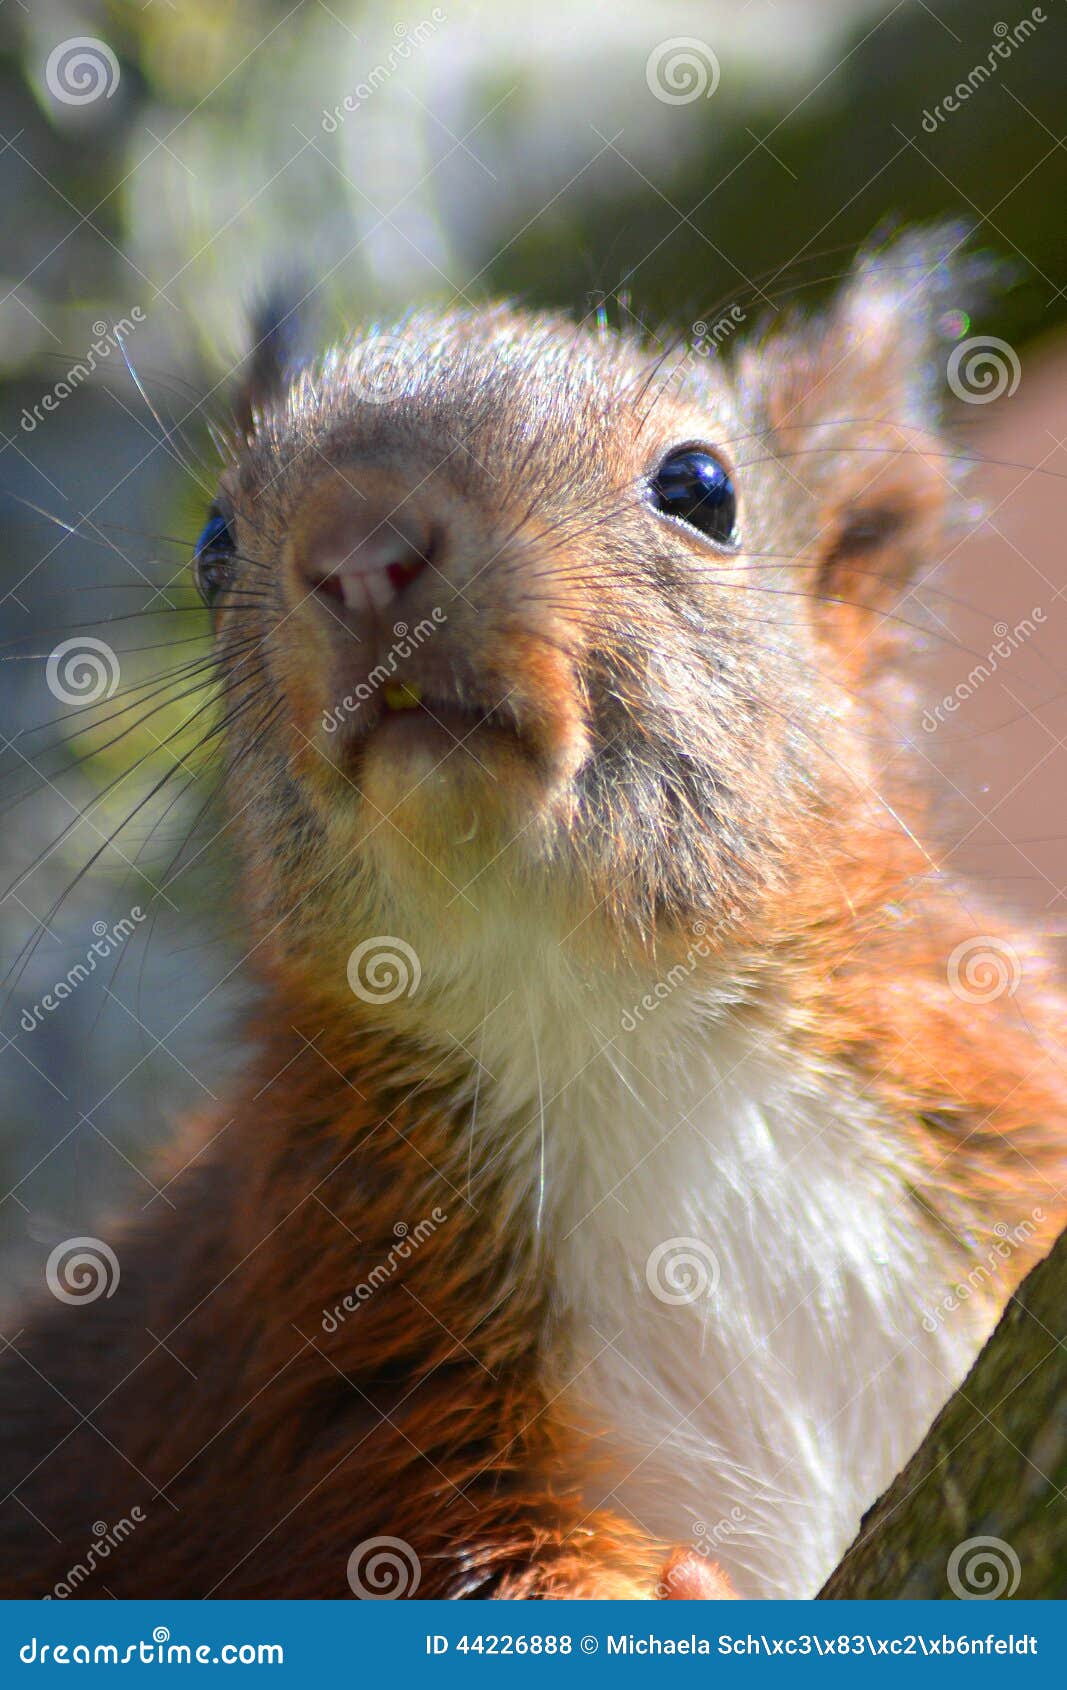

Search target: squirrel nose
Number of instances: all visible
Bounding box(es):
[295,501,433,617]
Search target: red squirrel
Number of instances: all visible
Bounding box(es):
[1,229,1064,1600]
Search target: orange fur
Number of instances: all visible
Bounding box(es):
[2,233,1064,1598]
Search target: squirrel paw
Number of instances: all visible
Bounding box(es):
[656,1546,737,1599]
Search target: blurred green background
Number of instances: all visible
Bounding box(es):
[1,0,1064,1275]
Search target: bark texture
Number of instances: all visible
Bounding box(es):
[821,1227,1067,1598]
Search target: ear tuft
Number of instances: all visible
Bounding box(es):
[762,223,1004,445]
[833,222,1004,431]
[755,226,1010,651]
[233,284,314,440]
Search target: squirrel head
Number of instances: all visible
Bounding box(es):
[198,230,983,1008]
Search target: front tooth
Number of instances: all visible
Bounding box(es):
[383,682,422,711]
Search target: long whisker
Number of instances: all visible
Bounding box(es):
[0,676,274,1007]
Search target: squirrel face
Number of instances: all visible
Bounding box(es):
[201,234,966,991]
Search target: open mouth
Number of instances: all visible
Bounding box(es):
[381,681,519,739]
[378,684,530,755]
[326,676,534,769]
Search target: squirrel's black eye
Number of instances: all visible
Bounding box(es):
[649,448,737,547]
[193,510,235,607]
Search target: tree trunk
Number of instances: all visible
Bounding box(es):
[820,1227,1067,1599]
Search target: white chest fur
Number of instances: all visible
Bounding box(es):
[459,966,995,1599]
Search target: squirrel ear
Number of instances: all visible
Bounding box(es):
[761,226,998,624]
[233,286,312,440]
